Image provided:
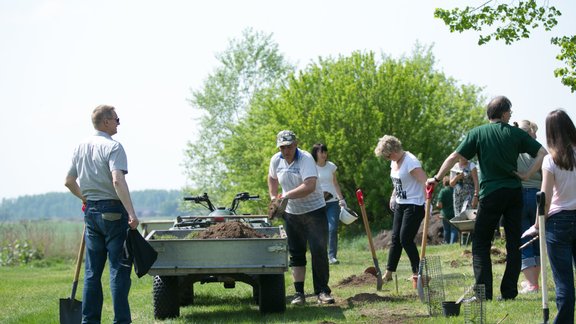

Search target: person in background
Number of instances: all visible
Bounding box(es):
[450,157,479,216]
[427,96,546,300]
[437,176,458,244]
[523,109,576,324]
[268,130,334,305]
[374,135,427,288]
[311,143,347,265]
[65,105,139,323]
[514,120,542,294]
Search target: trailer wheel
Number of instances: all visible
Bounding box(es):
[178,276,194,306]
[252,284,259,304]
[258,274,286,314]
[153,275,180,319]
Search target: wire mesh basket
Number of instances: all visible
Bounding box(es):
[421,255,445,316]
[463,284,486,324]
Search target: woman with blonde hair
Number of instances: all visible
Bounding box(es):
[514,120,542,294]
[374,135,427,287]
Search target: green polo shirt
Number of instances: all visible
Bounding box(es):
[456,122,542,198]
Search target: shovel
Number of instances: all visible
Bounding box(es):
[536,192,549,324]
[356,188,383,291]
[417,184,434,302]
[60,225,85,324]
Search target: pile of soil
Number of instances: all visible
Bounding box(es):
[336,272,377,288]
[196,221,266,239]
[373,211,445,250]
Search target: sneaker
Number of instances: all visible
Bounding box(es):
[291,292,306,305]
[317,292,335,304]
[329,257,340,265]
[519,285,539,294]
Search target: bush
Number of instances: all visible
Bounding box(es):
[0,239,44,266]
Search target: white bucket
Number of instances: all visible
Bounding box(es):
[339,207,358,225]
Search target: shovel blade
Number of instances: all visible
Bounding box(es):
[59,298,82,324]
[417,275,425,302]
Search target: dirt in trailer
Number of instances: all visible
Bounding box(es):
[196,221,267,239]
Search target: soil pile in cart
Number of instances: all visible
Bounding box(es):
[196,221,266,239]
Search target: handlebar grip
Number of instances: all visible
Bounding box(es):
[183,196,205,202]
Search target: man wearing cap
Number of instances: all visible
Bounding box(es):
[268,130,334,305]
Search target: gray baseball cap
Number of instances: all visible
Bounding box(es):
[276,130,296,147]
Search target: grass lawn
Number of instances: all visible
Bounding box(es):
[0,233,555,323]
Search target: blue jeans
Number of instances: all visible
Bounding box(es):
[83,200,132,324]
[520,188,540,270]
[473,187,522,300]
[546,210,576,324]
[387,203,424,274]
[283,206,330,295]
[326,201,340,259]
[442,218,459,244]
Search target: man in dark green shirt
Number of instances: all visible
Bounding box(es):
[427,96,547,300]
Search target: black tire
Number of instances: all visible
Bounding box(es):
[178,276,194,306]
[153,275,180,319]
[258,274,286,314]
[252,284,259,304]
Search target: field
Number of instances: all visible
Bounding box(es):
[0,220,554,323]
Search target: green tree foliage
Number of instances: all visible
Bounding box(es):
[184,28,294,202]
[224,47,486,227]
[434,1,576,92]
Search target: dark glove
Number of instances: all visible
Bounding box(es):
[268,197,284,219]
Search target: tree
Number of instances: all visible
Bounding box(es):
[223,46,486,227]
[434,1,575,92]
[184,28,294,201]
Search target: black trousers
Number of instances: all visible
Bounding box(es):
[386,203,425,274]
[472,187,522,300]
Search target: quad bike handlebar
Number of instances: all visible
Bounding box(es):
[183,192,259,213]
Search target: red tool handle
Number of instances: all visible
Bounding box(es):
[426,184,434,199]
[356,189,364,206]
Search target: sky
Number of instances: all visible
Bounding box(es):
[0,0,574,200]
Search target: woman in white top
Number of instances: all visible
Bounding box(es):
[312,143,347,265]
[523,109,576,324]
[374,135,428,287]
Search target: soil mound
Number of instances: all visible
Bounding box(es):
[336,273,377,287]
[196,221,265,239]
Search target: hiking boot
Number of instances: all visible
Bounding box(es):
[329,257,340,265]
[317,292,335,304]
[291,292,305,305]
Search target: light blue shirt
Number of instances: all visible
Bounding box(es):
[67,131,128,201]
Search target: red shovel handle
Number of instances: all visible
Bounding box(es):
[426,184,434,199]
[356,189,364,206]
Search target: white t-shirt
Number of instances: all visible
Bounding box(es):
[390,151,425,206]
[268,148,326,214]
[317,161,339,203]
[542,154,576,216]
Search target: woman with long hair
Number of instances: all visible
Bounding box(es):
[524,109,576,323]
[311,143,347,265]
